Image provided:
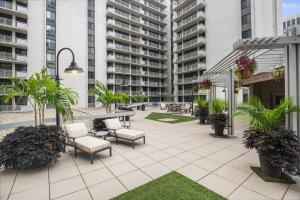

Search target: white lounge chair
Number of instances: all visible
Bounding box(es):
[160,103,167,110]
[65,123,112,164]
[104,118,145,148]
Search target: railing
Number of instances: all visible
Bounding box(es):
[0,17,12,26]
[16,4,27,13]
[0,69,12,78]
[0,52,14,61]
[0,34,12,43]
[15,21,27,29]
[0,0,13,9]
[15,54,27,62]
[16,37,27,45]
[15,71,28,78]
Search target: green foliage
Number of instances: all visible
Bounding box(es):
[195,97,208,109]
[116,92,132,105]
[145,112,196,124]
[235,96,300,132]
[210,99,226,114]
[89,81,117,113]
[0,67,78,125]
[133,95,147,103]
[0,126,65,169]
[169,95,175,102]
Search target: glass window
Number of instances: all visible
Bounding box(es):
[88,10,95,18]
[47,53,55,62]
[88,47,95,54]
[88,34,95,43]
[242,29,251,39]
[241,0,250,9]
[46,24,55,33]
[88,59,95,67]
[88,22,95,30]
[46,39,55,49]
[292,19,296,25]
[47,0,55,6]
[88,96,95,103]
[242,14,251,25]
[297,17,300,25]
[287,21,291,27]
[46,68,56,76]
[46,11,55,20]
[283,22,286,29]
[88,0,95,6]
[88,72,95,79]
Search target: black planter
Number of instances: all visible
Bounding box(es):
[258,150,282,178]
[199,117,206,124]
[141,104,145,111]
[213,124,225,136]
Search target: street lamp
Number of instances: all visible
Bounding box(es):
[56,47,83,127]
[222,88,227,103]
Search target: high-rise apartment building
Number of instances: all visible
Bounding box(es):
[0,0,282,111]
[172,0,282,102]
[283,13,300,31]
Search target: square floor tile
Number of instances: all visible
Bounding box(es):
[161,156,188,170]
[214,165,250,184]
[129,155,156,168]
[176,152,202,163]
[148,151,171,161]
[121,150,143,160]
[49,165,80,183]
[228,186,270,200]
[137,146,158,154]
[177,164,210,181]
[206,149,241,164]
[193,158,223,171]
[89,178,127,200]
[118,170,152,190]
[76,159,105,174]
[163,147,184,156]
[82,168,114,187]
[283,184,300,200]
[108,161,137,176]
[141,163,172,179]
[9,185,49,200]
[198,173,239,197]
[242,174,289,200]
[56,189,92,200]
[50,176,86,199]
[101,154,125,166]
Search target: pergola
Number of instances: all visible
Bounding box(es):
[199,35,300,140]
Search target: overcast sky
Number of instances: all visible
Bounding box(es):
[283,0,300,16]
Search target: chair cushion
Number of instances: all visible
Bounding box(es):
[75,136,110,153]
[104,118,123,130]
[65,123,89,138]
[115,129,145,140]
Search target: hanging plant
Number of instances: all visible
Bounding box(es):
[271,67,285,82]
[235,55,257,80]
[200,79,212,89]
[234,80,241,94]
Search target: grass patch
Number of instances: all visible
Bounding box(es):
[145,112,196,124]
[113,171,226,200]
[250,166,296,184]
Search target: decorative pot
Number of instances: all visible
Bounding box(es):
[213,124,225,136]
[258,150,282,178]
[141,104,145,111]
[199,116,206,124]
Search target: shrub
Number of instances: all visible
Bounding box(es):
[93,117,115,131]
[243,128,300,176]
[0,125,65,169]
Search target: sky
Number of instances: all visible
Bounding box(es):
[283,0,300,16]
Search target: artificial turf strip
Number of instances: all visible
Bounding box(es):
[250,166,296,184]
[112,171,226,200]
[145,112,196,124]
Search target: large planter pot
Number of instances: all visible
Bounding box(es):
[213,124,225,136]
[199,117,206,124]
[141,104,145,111]
[258,150,282,178]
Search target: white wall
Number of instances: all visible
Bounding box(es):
[56,0,88,108]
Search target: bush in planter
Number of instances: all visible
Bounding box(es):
[209,99,227,135]
[0,125,65,170]
[195,97,209,124]
[236,96,300,177]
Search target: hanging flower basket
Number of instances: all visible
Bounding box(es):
[234,80,241,94]
[200,79,212,89]
[235,55,257,80]
[271,67,285,82]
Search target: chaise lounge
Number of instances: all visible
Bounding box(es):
[104,118,145,148]
[65,123,112,164]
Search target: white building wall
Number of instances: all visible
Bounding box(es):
[56,0,88,108]
[95,0,107,87]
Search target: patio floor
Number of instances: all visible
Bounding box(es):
[1,108,299,200]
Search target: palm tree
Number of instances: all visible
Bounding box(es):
[209,99,227,135]
[89,81,116,114]
[235,96,300,132]
[1,67,78,125]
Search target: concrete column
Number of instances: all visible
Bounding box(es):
[285,44,300,141]
[227,69,235,136]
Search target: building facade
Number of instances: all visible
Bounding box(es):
[283,13,300,32]
[0,0,282,111]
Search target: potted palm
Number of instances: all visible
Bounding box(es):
[195,98,209,124]
[209,99,227,136]
[235,97,300,178]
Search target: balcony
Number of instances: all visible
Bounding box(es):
[16,4,27,14]
[175,24,205,42]
[0,0,13,9]
[173,0,205,21]
[16,21,27,29]
[107,79,115,84]
[0,17,12,26]
[15,54,27,62]
[0,1,28,14]
[15,71,28,78]
[177,50,206,63]
[0,87,8,95]
[131,80,141,85]
[16,37,27,46]
[173,11,205,32]
[178,63,206,73]
[0,52,14,61]
[176,37,206,52]
[0,34,12,43]
[0,69,12,78]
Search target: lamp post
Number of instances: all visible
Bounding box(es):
[56,47,83,127]
[222,88,227,103]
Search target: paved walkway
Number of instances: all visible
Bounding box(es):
[1,108,299,200]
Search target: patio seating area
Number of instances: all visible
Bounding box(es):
[1,107,299,200]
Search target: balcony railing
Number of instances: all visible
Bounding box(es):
[0,34,12,43]
[0,0,13,9]
[0,69,12,78]
[0,52,14,61]
[15,71,27,78]
[0,17,12,26]
[16,4,27,13]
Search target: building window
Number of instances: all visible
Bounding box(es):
[47,0,55,6]
[15,96,27,105]
[46,68,56,76]
[46,24,55,33]
[88,34,95,43]
[297,17,300,25]
[47,53,55,62]
[46,39,55,49]
[88,10,95,18]
[46,10,55,20]
[88,0,95,6]
[242,14,251,25]
[241,0,250,9]
[292,19,296,25]
[88,72,95,79]
[88,47,95,54]
[283,22,286,29]
[287,21,290,27]
[88,22,95,30]
[88,59,95,67]
[242,29,251,39]
[88,96,95,103]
